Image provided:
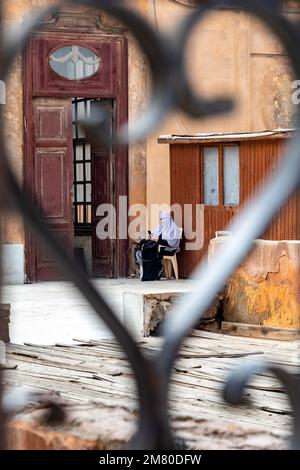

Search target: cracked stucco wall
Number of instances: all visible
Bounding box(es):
[144,293,219,336]
[213,240,300,329]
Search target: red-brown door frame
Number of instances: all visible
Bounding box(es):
[23,31,128,282]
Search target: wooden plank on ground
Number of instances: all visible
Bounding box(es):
[220,322,300,341]
[4,331,299,449]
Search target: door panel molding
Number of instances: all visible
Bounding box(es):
[36,149,69,222]
[35,105,69,142]
[32,97,74,282]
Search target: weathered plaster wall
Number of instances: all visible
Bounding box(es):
[209,239,300,329]
[146,2,299,226]
[2,17,25,245]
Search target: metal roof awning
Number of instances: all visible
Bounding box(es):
[158,128,295,144]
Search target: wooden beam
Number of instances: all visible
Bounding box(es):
[158,131,293,145]
[220,321,300,341]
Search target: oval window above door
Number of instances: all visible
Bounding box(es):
[49,46,102,80]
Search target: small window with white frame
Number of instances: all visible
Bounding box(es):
[202,144,240,206]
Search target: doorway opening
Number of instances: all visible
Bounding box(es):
[72,97,115,278]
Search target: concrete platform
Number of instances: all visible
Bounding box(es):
[2,279,194,345]
[123,291,184,339]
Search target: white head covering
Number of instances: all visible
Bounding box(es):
[153,211,181,250]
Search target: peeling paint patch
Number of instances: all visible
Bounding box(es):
[224,254,300,328]
[273,72,295,128]
[209,238,300,329]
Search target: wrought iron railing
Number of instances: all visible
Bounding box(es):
[1,0,300,450]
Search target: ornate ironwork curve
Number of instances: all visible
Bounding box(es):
[0,0,300,450]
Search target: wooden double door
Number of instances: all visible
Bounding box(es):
[32,97,115,280]
[24,33,128,282]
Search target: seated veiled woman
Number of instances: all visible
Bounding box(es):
[152,211,181,256]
